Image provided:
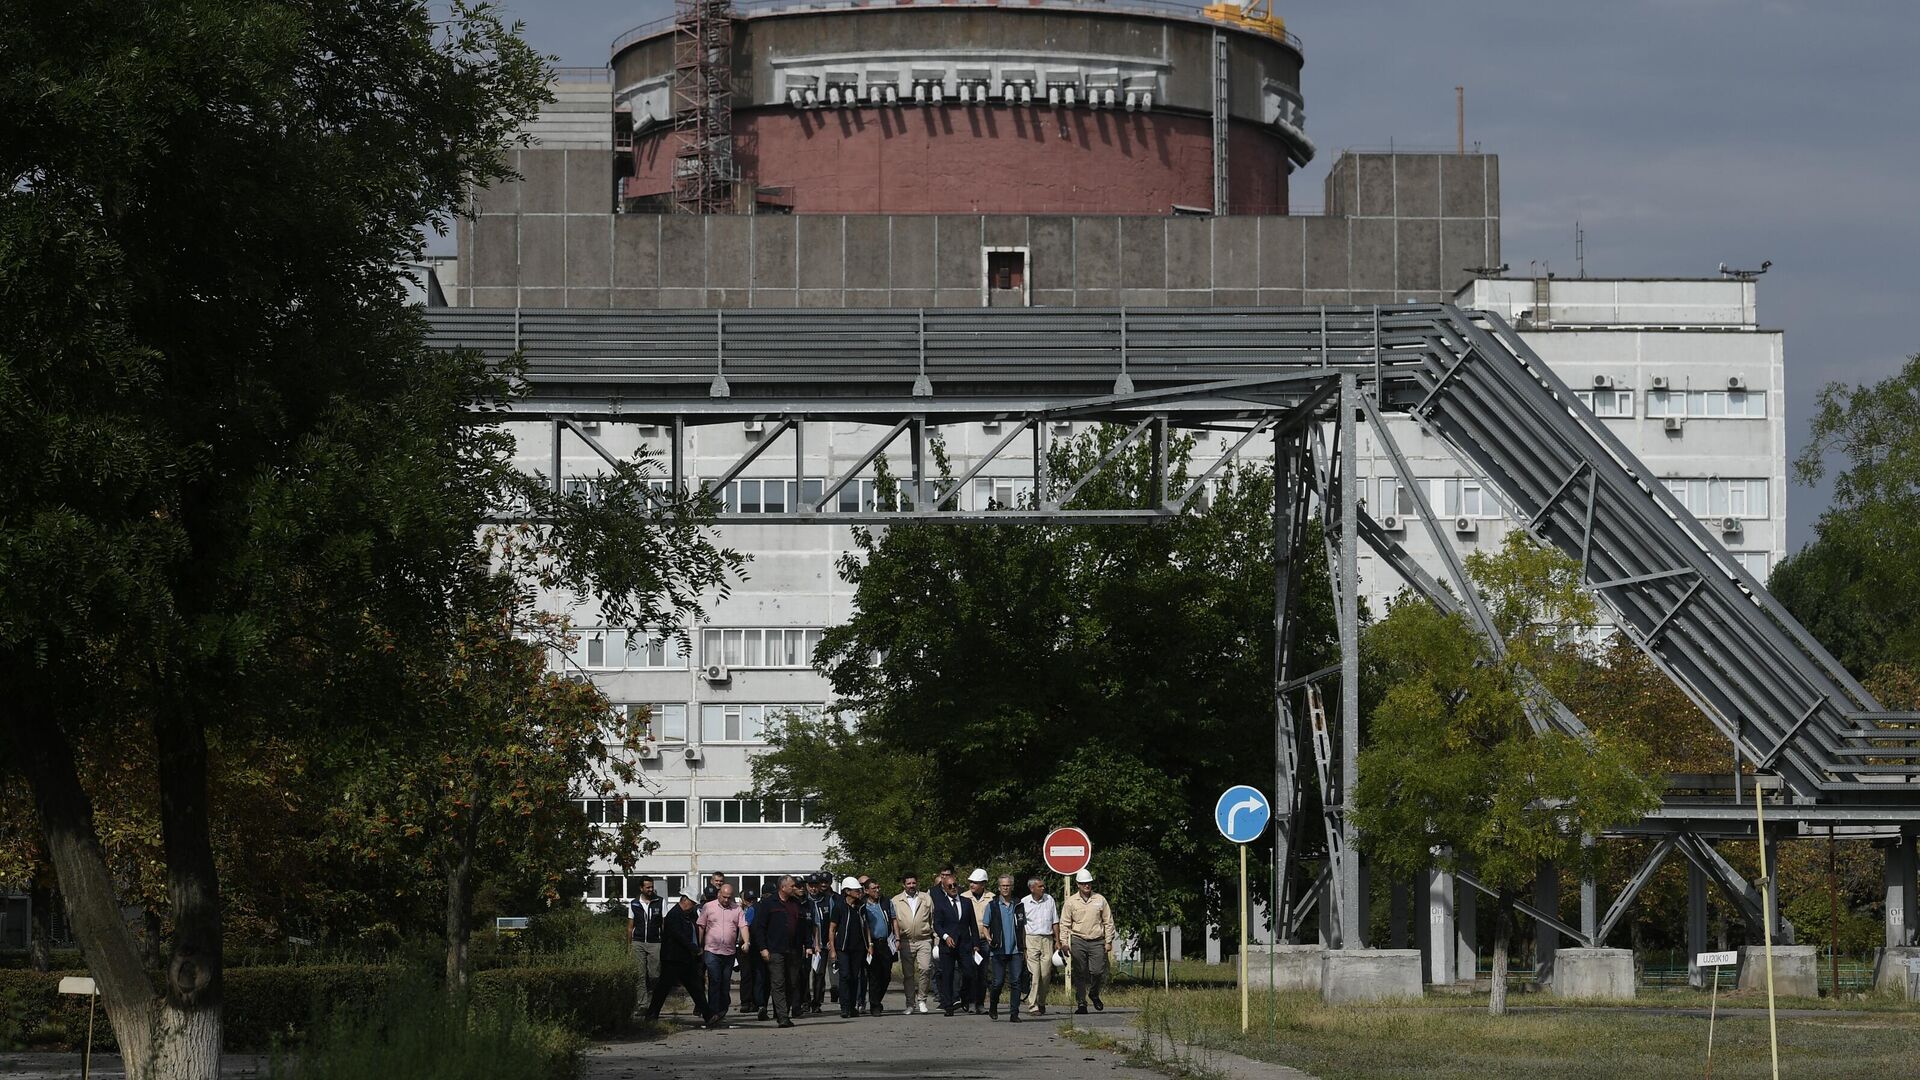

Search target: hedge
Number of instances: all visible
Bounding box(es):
[0,959,636,1052]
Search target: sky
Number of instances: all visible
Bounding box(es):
[493,0,1920,549]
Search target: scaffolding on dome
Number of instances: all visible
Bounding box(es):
[671,0,735,214]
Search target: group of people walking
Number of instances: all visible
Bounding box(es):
[626,864,1118,1028]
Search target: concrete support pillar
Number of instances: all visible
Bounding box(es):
[1534,865,1560,984]
[1252,900,1272,946]
[1205,922,1222,965]
[1455,883,1478,982]
[1422,869,1456,985]
[1356,853,1372,948]
[1170,925,1184,961]
[1317,873,1336,947]
[1887,835,1916,949]
[1688,862,1710,989]
[1389,883,1410,949]
[1763,838,1784,944]
[1580,875,1598,944]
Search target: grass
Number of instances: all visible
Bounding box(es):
[1119,987,1920,1080]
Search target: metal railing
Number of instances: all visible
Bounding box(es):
[612,0,1304,55]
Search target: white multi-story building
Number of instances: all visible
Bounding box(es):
[513,274,1789,905]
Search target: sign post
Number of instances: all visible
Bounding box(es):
[1215,785,1272,1034]
[58,976,98,1080]
[1696,950,1738,1078]
[1044,826,1093,1014]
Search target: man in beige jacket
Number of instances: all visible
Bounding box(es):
[890,872,937,1013]
[1057,868,1116,1013]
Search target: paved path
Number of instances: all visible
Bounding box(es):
[587,985,1314,1080]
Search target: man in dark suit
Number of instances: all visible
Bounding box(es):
[645,893,724,1028]
[930,864,978,1016]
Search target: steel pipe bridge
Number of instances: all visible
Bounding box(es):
[428,303,1920,952]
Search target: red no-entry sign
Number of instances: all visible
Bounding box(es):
[1042,826,1093,876]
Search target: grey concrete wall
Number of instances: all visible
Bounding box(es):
[457,150,1497,309]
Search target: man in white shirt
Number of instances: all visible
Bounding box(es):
[890,873,936,1013]
[1019,876,1060,1014]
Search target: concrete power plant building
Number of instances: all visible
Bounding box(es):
[437,0,1800,958]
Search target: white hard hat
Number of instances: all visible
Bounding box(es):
[841,876,862,892]
[1075,869,1094,883]
[968,867,990,883]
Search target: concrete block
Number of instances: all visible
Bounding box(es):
[517,151,566,214]
[750,216,796,289]
[1167,289,1212,307]
[1322,154,1356,217]
[935,288,981,308]
[935,216,982,291]
[469,287,518,308]
[892,289,936,309]
[468,214,521,288]
[798,216,846,290]
[565,216,610,287]
[1029,216,1074,292]
[1871,946,1920,997]
[659,217,706,288]
[845,288,890,309]
[566,288,609,309]
[1211,219,1258,289]
[1395,219,1441,294]
[518,216,564,288]
[520,287,564,308]
[705,215,751,289]
[1258,288,1304,307]
[1546,948,1634,1000]
[1074,288,1119,308]
[1442,219,1490,286]
[1394,154,1440,218]
[1302,216,1350,291]
[1165,217,1212,290]
[1120,288,1168,308]
[1485,156,1501,222]
[1032,289,1073,308]
[982,214,1027,247]
[1322,949,1424,1004]
[1257,217,1304,289]
[657,287,706,308]
[471,170,521,218]
[749,288,796,309]
[1073,217,1120,290]
[610,288,658,310]
[1738,945,1817,997]
[1214,289,1257,307]
[843,216,891,289]
[1348,218,1395,295]
[1119,217,1166,289]
[798,288,847,309]
[613,216,660,288]
[1441,154,1488,218]
[1303,289,1351,307]
[1355,154,1394,217]
[889,216,936,289]
[707,287,749,309]
[564,149,610,213]
[1244,944,1323,992]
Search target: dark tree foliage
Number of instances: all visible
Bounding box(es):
[754,430,1338,933]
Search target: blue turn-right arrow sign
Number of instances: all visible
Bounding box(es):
[1214,785,1271,845]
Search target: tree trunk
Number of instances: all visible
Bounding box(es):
[15,715,223,1079]
[153,702,223,1078]
[445,795,486,995]
[27,876,54,973]
[1489,891,1513,1017]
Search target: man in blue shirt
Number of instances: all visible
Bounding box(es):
[983,874,1027,1022]
[863,879,895,1015]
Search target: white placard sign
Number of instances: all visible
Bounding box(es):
[1695,950,1739,968]
[58,976,98,996]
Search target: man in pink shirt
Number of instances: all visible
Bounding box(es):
[698,882,752,1015]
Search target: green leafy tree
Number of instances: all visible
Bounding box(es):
[1354,534,1659,1015]
[0,3,739,1074]
[753,431,1338,937]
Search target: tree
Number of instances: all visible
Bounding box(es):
[1774,352,1920,677]
[1354,534,1659,1015]
[0,4,739,1075]
[753,431,1338,937]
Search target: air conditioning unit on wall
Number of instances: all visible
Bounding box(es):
[1453,516,1477,535]
[1380,514,1405,532]
[682,745,704,765]
[1721,517,1743,535]
[1663,416,1685,432]
[703,663,730,684]
[636,743,662,761]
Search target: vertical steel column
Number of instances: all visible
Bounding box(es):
[1389,884,1410,948]
[550,419,563,493]
[1455,881,1478,982]
[1688,862,1710,988]
[1581,837,1599,945]
[1337,373,1362,949]
[1426,867,1457,985]
[1535,864,1559,984]
[911,416,926,508]
[793,417,806,512]
[1033,418,1049,506]
[671,417,686,494]
[1210,31,1229,214]
[1887,833,1916,949]
[1272,431,1298,941]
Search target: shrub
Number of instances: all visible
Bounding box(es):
[0,969,117,1052]
[269,979,578,1080]
[471,961,637,1037]
[222,964,405,1050]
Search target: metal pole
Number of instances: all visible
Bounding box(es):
[1755,782,1780,1080]
[1337,374,1362,948]
[1063,873,1073,1008]
[1829,825,1840,996]
[1705,963,1719,1080]
[83,991,94,1080]
[1240,842,1250,1033]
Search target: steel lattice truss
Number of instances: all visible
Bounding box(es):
[428,303,1920,947]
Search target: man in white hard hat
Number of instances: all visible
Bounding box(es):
[826,876,872,1019]
[961,867,993,1012]
[1057,868,1116,1013]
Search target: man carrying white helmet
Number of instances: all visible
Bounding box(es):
[826,875,872,1019]
[961,867,993,1012]
[1057,868,1116,1013]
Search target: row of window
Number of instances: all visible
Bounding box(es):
[720,477,1031,515]
[610,702,825,744]
[586,872,813,903]
[1376,477,1772,521]
[702,628,826,669]
[561,628,826,672]
[1571,389,1769,419]
[578,797,816,827]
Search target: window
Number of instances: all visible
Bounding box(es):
[720,478,827,515]
[1441,478,1488,518]
[1727,551,1770,580]
[701,797,815,825]
[698,703,824,744]
[624,874,683,900]
[701,629,824,669]
[1574,389,1634,418]
[972,477,1032,510]
[1377,478,1416,516]
[571,630,687,671]
[616,702,688,743]
[591,874,686,903]
[987,250,1025,291]
[1646,389,1767,418]
[1661,478,1769,518]
[583,797,688,826]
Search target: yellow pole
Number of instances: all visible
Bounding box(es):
[1705,963,1718,1080]
[1755,781,1780,1080]
[1239,843,1250,1033]
[83,991,94,1080]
